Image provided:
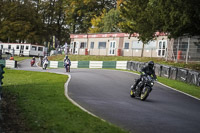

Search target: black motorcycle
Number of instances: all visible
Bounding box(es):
[130,75,156,101]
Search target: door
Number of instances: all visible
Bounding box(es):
[158,40,167,57]
[73,42,79,54]
[109,41,116,55]
[20,45,24,55]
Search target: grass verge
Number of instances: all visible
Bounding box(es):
[14,56,32,62]
[1,69,127,133]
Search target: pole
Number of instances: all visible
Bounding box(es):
[176,37,180,63]
[186,37,190,64]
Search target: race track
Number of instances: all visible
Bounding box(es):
[18,59,200,133]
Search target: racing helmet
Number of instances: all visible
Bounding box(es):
[65,55,68,59]
[148,61,154,68]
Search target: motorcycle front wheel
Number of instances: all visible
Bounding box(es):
[140,86,150,101]
[130,86,135,98]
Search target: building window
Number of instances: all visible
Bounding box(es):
[80,42,87,49]
[1,45,3,49]
[132,41,143,49]
[38,47,43,51]
[32,46,36,51]
[158,40,167,57]
[90,42,94,49]
[124,42,129,49]
[16,45,19,49]
[98,42,106,49]
[26,46,29,50]
[8,45,11,49]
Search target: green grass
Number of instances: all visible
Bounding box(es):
[48,55,200,71]
[14,56,32,62]
[157,76,200,98]
[2,69,127,133]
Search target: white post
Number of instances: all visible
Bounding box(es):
[176,37,180,63]
[186,37,190,64]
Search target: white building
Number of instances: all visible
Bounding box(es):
[0,43,46,56]
[70,32,169,58]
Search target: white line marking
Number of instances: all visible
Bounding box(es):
[50,71,106,122]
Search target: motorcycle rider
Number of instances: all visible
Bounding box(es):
[42,56,49,69]
[131,61,157,93]
[63,55,71,72]
[30,57,36,66]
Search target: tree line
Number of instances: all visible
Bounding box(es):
[0,0,199,46]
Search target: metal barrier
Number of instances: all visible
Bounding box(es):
[127,61,200,87]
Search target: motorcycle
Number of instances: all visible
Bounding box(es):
[130,74,156,101]
[43,60,48,70]
[65,64,70,72]
[30,60,35,67]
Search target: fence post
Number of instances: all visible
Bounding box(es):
[186,37,190,64]
[176,37,180,63]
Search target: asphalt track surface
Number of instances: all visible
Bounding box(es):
[17,59,200,133]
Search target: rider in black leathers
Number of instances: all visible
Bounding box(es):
[131,61,157,91]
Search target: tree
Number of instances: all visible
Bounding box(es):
[65,0,117,34]
[89,8,121,33]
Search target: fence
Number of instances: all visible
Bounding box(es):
[166,36,200,63]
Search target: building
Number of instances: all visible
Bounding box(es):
[0,43,46,56]
[70,32,169,58]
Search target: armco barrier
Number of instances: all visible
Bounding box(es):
[49,61,58,68]
[102,61,116,68]
[5,60,16,68]
[131,61,138,71]
[116,61,127,70]
[127,61,132,70]
[0,60,5,66]
[71,61,78,68]
[161,65,171,78]
[58,61,64,68]
[187,70,199,86]
[136,62,145,72]
[89,61,103,68]
[169,67,178,80]
[78,61,89,68]
[154,64,162,77]
[177,68,188,82]
[198,75,200,86]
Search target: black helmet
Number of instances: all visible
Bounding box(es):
[148,61,154,68]
[65,55,68,59]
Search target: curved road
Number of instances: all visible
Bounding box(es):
[17,59,200,133]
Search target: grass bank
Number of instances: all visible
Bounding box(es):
[14,56,32,62]
[1,69,127,133]
[48,55,200,71]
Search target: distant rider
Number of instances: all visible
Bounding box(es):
[42,56,49,68]
[63,55,71,72]
[131,61,157,92]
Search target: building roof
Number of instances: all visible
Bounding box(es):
[0,43,44,47]
[70,32,167,39]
